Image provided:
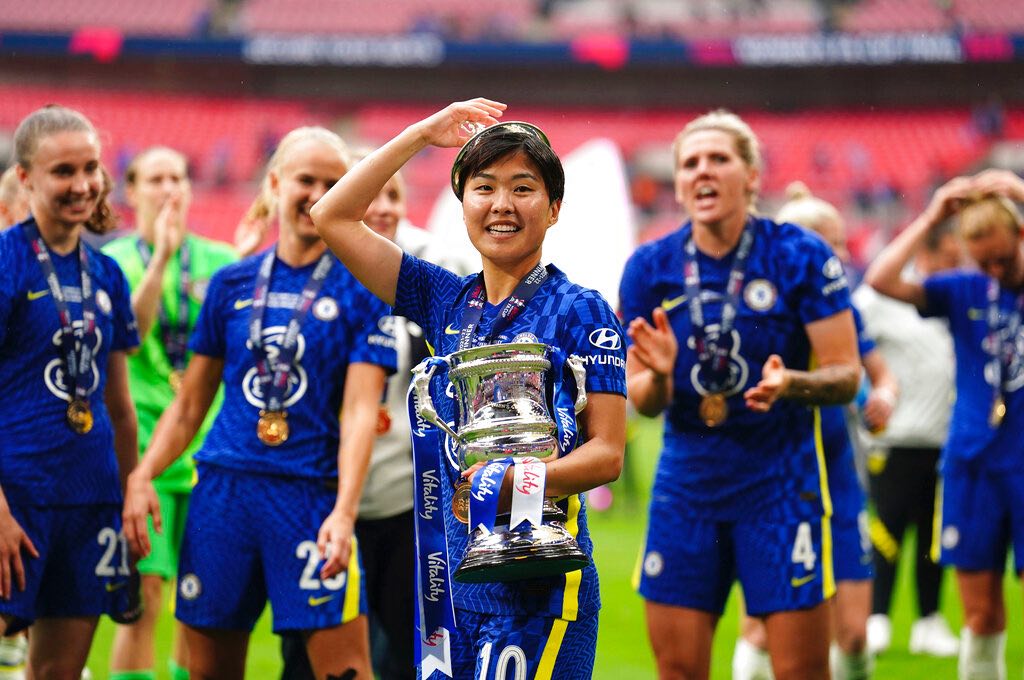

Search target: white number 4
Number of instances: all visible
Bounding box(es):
[790,522,817,571]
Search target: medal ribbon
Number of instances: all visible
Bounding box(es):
[457,263,548,351]
[22,219,97,403]
[550,346,581,455]
[136,238,191,372]
[984,278,1024,425]
[682,221,755,393]
[468,458,513,534]
[248,249,334,412]
[408,361,456,679]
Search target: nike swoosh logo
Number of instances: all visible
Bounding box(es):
[27,289,49,301]
[234,298,254,310]
[444,324,460,335]
[106,581,128,592]
[660,294,687,311]
[790,574,816,587]
[307,594,335,607]
[968,308,985,320]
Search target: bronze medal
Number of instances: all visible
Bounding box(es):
[376,405,392,435]
[169,369,184,393]
[257,410,289,446]
[699,393,728,428]
[989,395,1006,428]
[66,399,94,434]
[452,481,471,525]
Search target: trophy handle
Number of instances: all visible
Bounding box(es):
[411,358,463,442]
[567,354,588,414]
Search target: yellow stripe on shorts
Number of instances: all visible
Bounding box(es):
[342,535,362,623]
[535,618,570,680]
[821,514,836,600]
[930,477,944,564]
[560,494,583,621]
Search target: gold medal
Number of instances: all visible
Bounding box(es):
[257,410,289,446]
[989,395,1006,428]
[452,481,471,525]
[169,369,184,393]
[376,405,392,435]
[66,399,94,434]
[699,393,728,428]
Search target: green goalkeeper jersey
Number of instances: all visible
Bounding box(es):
[104,233,237,492]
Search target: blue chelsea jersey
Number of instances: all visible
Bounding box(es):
[394,253,627,620]
[189,249,396,479]
[923,270,1024,469]
[819,306,875,460]
[0,221,139,506]
[619,217,852,521]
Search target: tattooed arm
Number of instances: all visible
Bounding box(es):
[744,308,860,412]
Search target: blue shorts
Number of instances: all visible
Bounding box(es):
[0,504,131,632]
[439,609,597,680]
[638,507,835,616]
[937,464,1024,573]
[175,465,366,633]
[828,455,873,582]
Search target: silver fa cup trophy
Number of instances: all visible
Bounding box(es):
[412,342,590,583]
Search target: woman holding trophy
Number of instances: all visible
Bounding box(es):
[620,110,860,680]
[312,98,627,680]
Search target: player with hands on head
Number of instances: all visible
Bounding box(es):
[621,110,860,680]
[865,168,1024,680]
[122,127,395,680]
[102,146,238,680]
[0,105,140,678]
[312,98,627,680]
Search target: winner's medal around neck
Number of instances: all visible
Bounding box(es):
[990,395,1007,429]
[169,369,184,393]
[257,410,289,446]
[66,399,94,434]
[452,480,471,525]
[699,392,728,428]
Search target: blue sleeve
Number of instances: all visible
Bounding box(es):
[188,269,227,358]
[393,252,465,339]
[0,236,18,347]
[852,306,875,356]
[559,289,627,396]
[108,264,140,352]
[618,247,660,347]
[922,271,959,319]
[795,237,852,324]
[347,288,398,374]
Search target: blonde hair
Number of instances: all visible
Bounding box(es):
[673,109,762,206]
[776,181,842,233]
[244,126,350,224]
[124,146,189,186]
[14,105,117,234]
[0,166,21,209]
[959,195,1023,241]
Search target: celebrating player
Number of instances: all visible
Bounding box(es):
[620,110,860,680]
[122,127,395,679]
[103,147,237,680]
[733,183,899,680]
[312,98,627,680]
[865,169,1024,680]
[0,105,140,676]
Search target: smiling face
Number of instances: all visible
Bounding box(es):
[364,174,406,243]
[127,148,191,237]
[19,130,103,231]
[271,138,347,244]
[674,129,759,232]
[461,150,561,273]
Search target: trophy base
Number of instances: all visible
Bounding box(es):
[453,523,591,584]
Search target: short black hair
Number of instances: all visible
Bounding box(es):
[451,122,564,204]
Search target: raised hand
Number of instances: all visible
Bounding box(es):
[626,307,678,379]
[972,168,1024,203]
[152,193,186,263]
[234,214,271,258]
[744,354,791,413]
[924,175,975,224]
[414,98,508,149]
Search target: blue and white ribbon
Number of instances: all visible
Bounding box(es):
[510,457,546,531]
[408,362,456,679]
[469,458,513,534]
[550,347,581,456]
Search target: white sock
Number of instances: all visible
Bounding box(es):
[831,641,873,680]
[958,628,1006,680]
[733,637,775,680]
